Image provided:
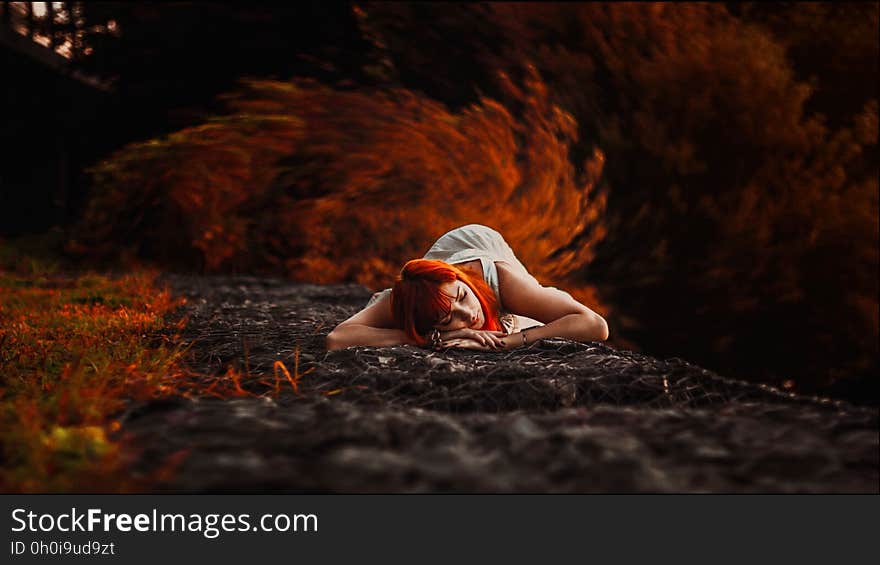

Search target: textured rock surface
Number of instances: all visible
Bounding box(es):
[119,275,879,492]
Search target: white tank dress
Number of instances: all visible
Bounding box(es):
[366,224,544,332]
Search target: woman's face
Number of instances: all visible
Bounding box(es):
[433,280,484,331]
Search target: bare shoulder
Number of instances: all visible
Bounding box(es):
[495,261,591,323]
[495,260,539,285]
[334,289,397,329]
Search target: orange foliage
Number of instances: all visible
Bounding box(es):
[77,70,608,308]
[77,110,303,271]
[0,270,185,491]
[271,67,606,295]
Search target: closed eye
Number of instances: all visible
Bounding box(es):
[438,288,464,325]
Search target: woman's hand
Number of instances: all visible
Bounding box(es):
[440,328,507,349]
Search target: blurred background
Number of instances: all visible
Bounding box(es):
[2,2,877,403]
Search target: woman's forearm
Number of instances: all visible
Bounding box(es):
[326,324,420,350]
[502,312,608,349]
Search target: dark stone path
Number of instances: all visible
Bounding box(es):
[118,275,879,492]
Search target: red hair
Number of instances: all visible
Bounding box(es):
[391,259,502,346]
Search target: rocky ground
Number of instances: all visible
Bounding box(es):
[118,275,879,492]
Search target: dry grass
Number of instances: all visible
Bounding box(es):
[0,241,182,491]
[0,237,315,492]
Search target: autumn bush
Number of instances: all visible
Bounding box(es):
[75,71,607,304]
[74,110,304,271]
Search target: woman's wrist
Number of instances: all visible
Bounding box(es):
[500,332,517,350]
[501,329,532,350]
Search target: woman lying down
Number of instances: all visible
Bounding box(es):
[326,224,609,351]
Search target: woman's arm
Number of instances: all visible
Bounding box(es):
[326,292,417,350]
[495,262,609,348]
[326,324,419,350]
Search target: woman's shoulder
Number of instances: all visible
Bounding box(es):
[366,287,393,308]
[494,259,538,283]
